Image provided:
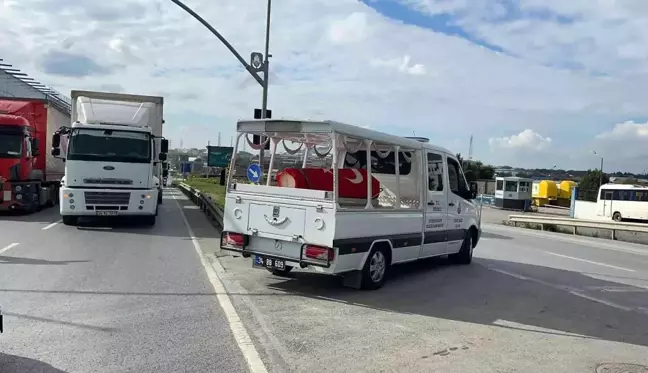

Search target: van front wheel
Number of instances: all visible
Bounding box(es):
[450,231,473,265]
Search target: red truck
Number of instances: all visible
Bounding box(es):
[0,98,69,212]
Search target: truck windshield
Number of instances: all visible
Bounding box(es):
[67,128,150,163]
[0,133,22,158]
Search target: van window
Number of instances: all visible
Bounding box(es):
[496,180,503,191]
[446,157,467,195]
[427,152,444,191]
[344,150,412,175]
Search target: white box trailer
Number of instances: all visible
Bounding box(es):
[55,90,168,225]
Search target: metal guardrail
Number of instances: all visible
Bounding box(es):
[508,214,648,240]
[178,182,224,228]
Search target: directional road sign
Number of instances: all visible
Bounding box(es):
[247,163,262,183]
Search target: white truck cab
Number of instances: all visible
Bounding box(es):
[220,119,481,290]
[51,90,168,226]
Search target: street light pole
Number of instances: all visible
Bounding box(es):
[169,0,273,182]
[169,0,265,86]
[593,150,604,187]
[599,156,604,187]
[259,0,272,181]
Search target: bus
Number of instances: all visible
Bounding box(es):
[597,183,648,222]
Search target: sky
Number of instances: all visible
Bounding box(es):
[2,0,648,172]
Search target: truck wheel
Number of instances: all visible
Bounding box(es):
[449,231,473,265]
[158,190,163,205]
[360,246,390,290]
[268,266,293,277]
[62,216,78,226]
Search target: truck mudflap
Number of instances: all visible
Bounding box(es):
[220,231,334,269]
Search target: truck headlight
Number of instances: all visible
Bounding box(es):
[14,185,22,192]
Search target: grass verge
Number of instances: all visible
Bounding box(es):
[181,177,226,208]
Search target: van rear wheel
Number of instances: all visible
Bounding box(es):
[360,246,390,290]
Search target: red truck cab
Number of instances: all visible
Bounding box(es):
[0,100,54,212]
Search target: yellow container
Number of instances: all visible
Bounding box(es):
[558,180,576,200]
[532,180,558,199]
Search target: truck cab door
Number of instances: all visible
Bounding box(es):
[420,151,448,258]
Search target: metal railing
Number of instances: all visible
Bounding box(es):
[177,182,224,227]
[508,214,648,240]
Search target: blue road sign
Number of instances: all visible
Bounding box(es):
[181,162,192,173]
[247,163,262,183]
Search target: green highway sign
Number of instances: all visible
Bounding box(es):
[207,146,234,167]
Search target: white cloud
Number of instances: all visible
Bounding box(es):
[596,120,648,139]
[2,0,648,171]
[370,55,427,75]
[328,12,370,44]
[489,129,552,151]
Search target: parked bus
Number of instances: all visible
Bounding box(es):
[597,183,648,222]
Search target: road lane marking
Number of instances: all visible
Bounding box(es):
[488,266,642,314]
[42,220,62,230]
[545,252,636,272]
[172,193,268,373]
[0,243,19,255]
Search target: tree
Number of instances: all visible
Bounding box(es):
[456,153,495,182]
[577,169,610,201]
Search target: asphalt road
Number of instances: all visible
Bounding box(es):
[0,189,248,373]
[2,188,648,373]
[216,216,648,372]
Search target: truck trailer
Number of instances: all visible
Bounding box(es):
[51,90,168,226]
[0,99,69,212]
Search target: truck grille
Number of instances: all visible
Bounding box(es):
[84,192,130,205]
[83,178,133,185]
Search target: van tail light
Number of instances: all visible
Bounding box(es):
[303,245,334,261]
[222,232,246,248]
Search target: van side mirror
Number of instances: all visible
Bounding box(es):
[468,181,478,199]
[162,162,169,170]
[31,138,40,156]
[159,153,167,161]
[52,133,60,148]
[160,139,169,153]
[51,148,61,157]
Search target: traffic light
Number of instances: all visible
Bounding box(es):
[253,108,271,150]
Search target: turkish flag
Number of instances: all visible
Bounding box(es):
[276,168,380,199]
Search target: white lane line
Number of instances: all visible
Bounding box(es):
[42,220,62,230]
[172,193,268,373]
[0,242,19,255]
[488,267,640,314]
[545,252,636,273]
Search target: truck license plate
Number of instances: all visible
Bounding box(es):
[96,211,119,216]
[252,255,285,270]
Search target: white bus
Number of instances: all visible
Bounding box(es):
[597,183,648,222]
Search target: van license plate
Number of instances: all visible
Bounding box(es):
[253,255,286,270]
[96,211,118,216]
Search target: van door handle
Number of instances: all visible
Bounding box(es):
[448,202,455,206]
